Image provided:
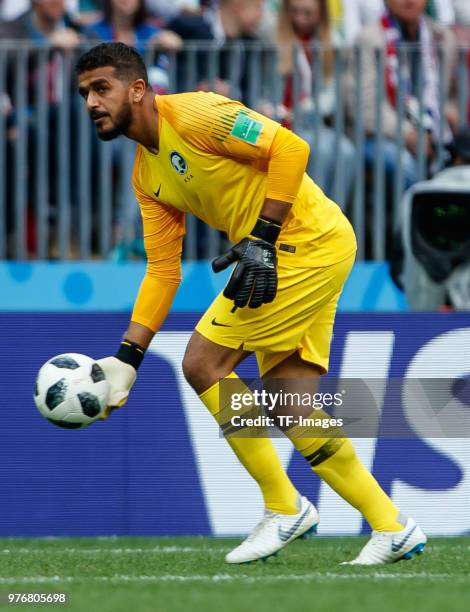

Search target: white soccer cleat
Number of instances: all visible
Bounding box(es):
[225,495,319,564]
[341,517,427,565]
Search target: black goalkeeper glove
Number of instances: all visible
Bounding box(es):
[212,217,281,309]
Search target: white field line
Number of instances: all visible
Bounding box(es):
[0,572,468,585]
[0,546,218,555]
[0,542,466,557]
[0,542,466,556]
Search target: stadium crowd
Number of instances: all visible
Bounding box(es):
[1,0,469,267]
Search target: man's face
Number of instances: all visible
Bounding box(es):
[33,0,66,22]
[386,0,427,22]
[78,66,133,141]
[236,0,264,36]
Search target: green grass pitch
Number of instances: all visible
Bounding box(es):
[0,536,468,612]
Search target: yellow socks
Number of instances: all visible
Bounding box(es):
[199,374,299,515]
[200,378,403,531]
[285,412,403,532]
[311,439,403,532]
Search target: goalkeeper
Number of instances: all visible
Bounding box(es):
[76,42,426,566]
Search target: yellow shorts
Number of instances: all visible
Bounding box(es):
[195,249,356,376]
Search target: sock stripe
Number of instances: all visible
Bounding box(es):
[220,421,247,436]
[305,438,345,467]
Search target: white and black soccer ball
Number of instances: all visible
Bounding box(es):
[34,353,109,428]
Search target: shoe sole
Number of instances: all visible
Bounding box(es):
[259,520,319,562]
[399,542,426,561]
[341,541,427,566]
[298,523,318,540]
[229,518,319,564]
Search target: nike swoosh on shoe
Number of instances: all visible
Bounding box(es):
[391,525,417,552]
[278,507,311,542]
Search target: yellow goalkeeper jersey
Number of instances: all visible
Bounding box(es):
[131,91,355,267]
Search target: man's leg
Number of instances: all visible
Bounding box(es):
[182,331,299,515]
[264,350,404,533]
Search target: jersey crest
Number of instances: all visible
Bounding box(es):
[169,151,188,175]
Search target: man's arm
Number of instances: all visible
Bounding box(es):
[124,321,156,351]
[259,124,310,222]
[128,226,183,335]
[98,180,185,416]
[122,234,183,348]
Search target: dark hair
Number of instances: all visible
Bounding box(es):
[102,0,147,29]
[75,42,149,85]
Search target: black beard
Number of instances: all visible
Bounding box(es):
[96,102,132,141]
[97,125,127,141]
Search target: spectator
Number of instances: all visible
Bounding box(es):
[0,0,85,257]
[349,0,458,190]
[168,0,266,102]
[328,1,454,44]
[1,0,82,48]
[0,0,82,23]
[0,0,84,120]
[210,0,265,43]
[85,0,183,93]
[277,0,356,204]
[0,0,84,143]
[86,0,182,55]
[145,0,202,21]
[328,0,384,44]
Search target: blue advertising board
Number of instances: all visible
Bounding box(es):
[0,261,407,312]
[0,313,469,537]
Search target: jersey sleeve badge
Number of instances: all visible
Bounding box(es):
[230,112,263,145]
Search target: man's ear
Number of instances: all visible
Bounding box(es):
[131,78,147,103]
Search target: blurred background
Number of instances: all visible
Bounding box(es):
[0,0,469,539]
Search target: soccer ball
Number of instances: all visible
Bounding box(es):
[34,353,109,428]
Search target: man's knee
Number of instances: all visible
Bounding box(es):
[182,348,231,394]
[182,350,211,391]
[182,331,248,394]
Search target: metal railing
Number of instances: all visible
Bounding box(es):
[0,40,469,262]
